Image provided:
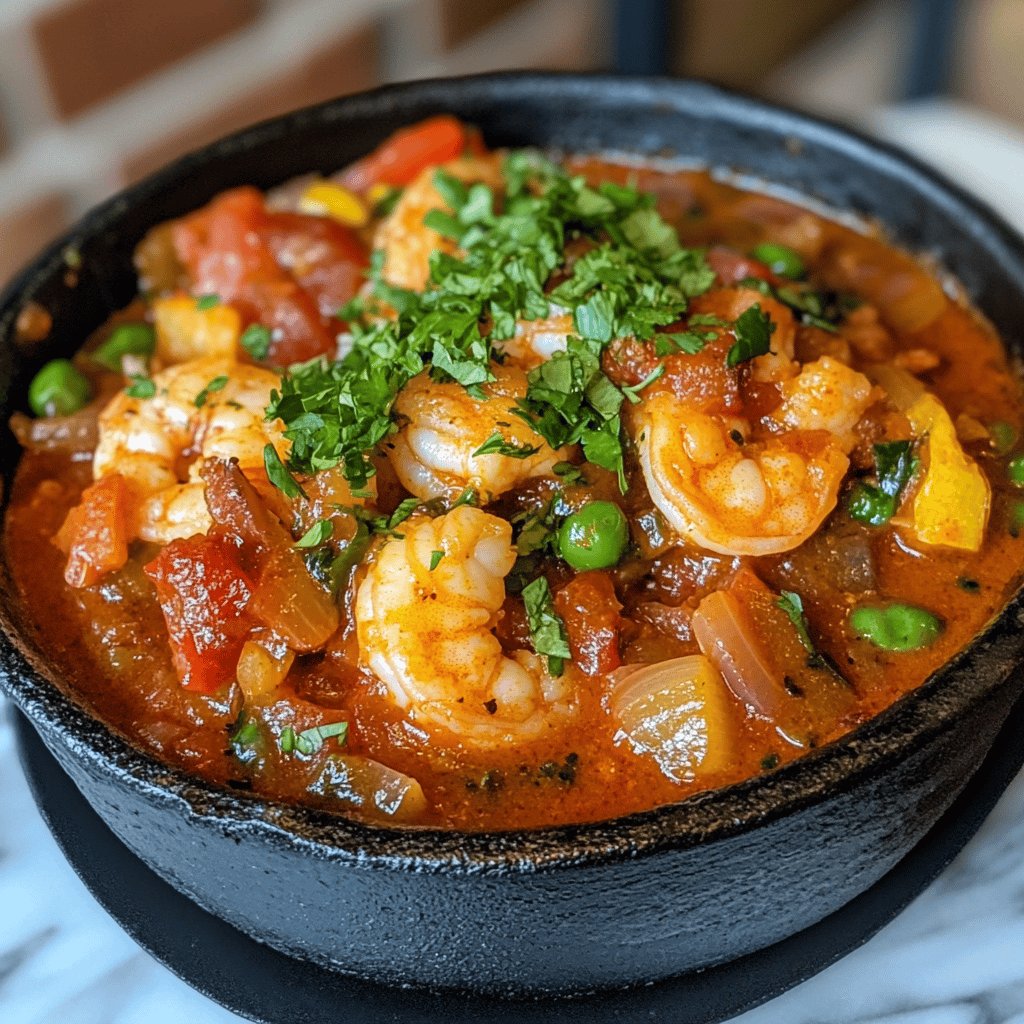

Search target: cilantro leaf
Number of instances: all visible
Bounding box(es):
[776,589,815,652]
[521,576,571,675]
[429,549,445,571]
[848,440,918,526]
[241,324,272,360]
[727,303,775,366]
[194,374,228,408]
[125,374,156,399]
[282,721,348,756]
[472,432,542,459]
[263,443,306,500]
[195,293,220,310]
[293,519,333,548]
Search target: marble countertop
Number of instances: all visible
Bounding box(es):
[4,100,1024,1024]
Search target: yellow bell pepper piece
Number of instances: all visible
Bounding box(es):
[299,181,368,228]
[366,182,394,209]
[901,392,990,551]
[153,294,241,364]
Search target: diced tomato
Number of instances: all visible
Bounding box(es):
[171,186,368,365]
[263,210,368,319]
[144,533,254,693]
[707,245,780,287]
[56,475,133,588]
[554,571,622,677]
[341,115,472,191]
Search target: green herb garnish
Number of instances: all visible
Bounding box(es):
[194,374,229,408]
[241,323,272,361]
[727,304,775,366]
[521,576,571,676]
[294,519,333,548]
[125,374,156,399]
[472,432,542,459]
[279,721,348,756]
[776,589,815,652]
[263,443,306,499]
[195,293,220,310]
[848,440,917,526]
[266,151,714,494]
[429,549,445,570]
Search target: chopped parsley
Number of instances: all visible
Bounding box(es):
[241,323,272,360]
[125,374,156,399]
[265,150,714,495]
[848,440,917,526]
[621,364,665,404]
[727,304,775,367]
[263,443,306,500]
[521,575,571,675]
[195,293,221,311]
[472,432,541,459]
[194,374,228,408]
[777,589,815,652]
[293,519,333,548]
[280,721,348,756]
[429,549,445,570]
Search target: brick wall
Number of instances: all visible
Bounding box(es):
[0,0,609,286]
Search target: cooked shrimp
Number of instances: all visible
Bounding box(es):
[355,505,577,745]
[93,355,287,542]
[373,155,502,291]
[636,357,874,556]
[496,309,574,369]
[387,362,566,502]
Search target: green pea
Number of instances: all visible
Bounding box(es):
[989,420,1018,456]
[751,242,805,279]
[92,322,155,371]
[557,500,628,571]
[28,358,91,417]
[849,602,943,652]
[1008,454,1024,487]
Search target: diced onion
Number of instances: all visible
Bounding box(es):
[866,363,926,413]
[248,548,339,651]
[236,638,295,703]
[308,755,428,822]
[610,655,736,782]
[691,590,779,718]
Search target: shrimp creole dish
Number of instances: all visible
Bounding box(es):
[7,115,1024,831]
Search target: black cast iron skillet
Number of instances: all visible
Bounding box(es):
[2,73,1024,998]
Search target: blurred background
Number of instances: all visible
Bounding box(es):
[0,0,1022,284]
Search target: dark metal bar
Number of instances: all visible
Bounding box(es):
[612,0,672,75]
[905,0,961,99]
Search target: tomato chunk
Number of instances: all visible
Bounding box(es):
[144,533,254,693]
[56,475,132,588]
[341,115,471,191]
[554,571,622,677]
[172,187,368,365]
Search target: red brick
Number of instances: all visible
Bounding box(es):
[121,23,380,185]
[0,194,69,286]
[32,0,259,120]
[436,0,531,49]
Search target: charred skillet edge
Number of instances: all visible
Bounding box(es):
[2,72,1024,870]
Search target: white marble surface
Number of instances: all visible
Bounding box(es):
[4,101,1024,1024]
